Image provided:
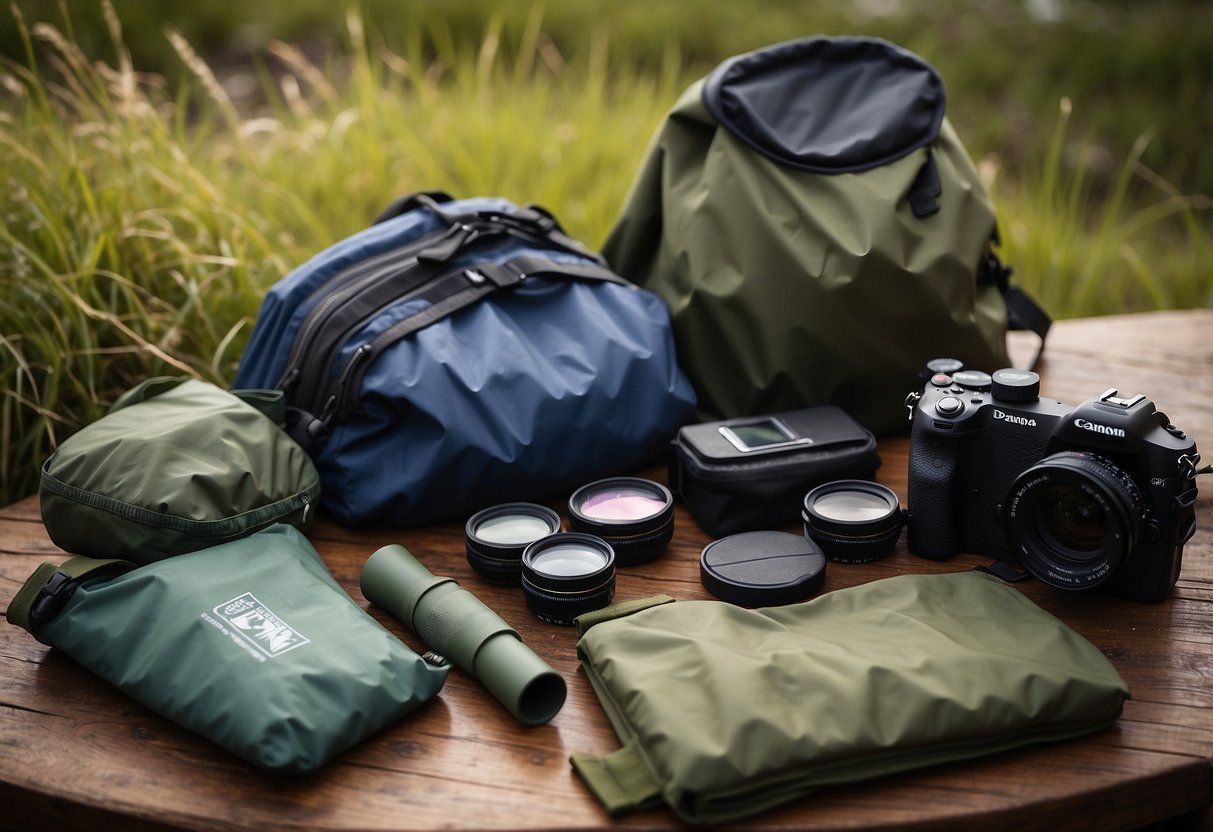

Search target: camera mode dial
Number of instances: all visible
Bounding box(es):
[991,368,1041,403]
[951,370,992,390]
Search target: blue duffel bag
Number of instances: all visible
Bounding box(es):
[234,193,697,525]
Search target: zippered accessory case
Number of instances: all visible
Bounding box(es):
[669,405,879,536]
[570,571,1129,825]
[5,524,449,774]
[233,192,697,526]
[40,377,321,562]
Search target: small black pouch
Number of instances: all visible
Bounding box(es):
[669,406,879,537]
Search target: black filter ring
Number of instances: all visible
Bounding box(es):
[802,480,904,563]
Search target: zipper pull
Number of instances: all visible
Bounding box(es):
[277,366,301,391]
[325,343,375,424]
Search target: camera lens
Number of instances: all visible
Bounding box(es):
[567,477,674,566]
[465,503,562,585]
[1035,483,1107,555]
[521,533,616,626]
[1005,451,1144,590]
[802,480,904,563]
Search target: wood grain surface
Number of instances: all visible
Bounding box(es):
[1,309,1211,831]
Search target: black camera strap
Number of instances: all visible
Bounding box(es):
[973,560,1031,583]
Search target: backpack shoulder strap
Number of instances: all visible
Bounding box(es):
[980,246,1052,370]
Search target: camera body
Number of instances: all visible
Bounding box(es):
[906,365,1199,601]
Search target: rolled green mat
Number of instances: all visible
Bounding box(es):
[360,543,566,726]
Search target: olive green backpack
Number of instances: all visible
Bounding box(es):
[602,36,1050,434]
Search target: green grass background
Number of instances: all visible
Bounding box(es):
[0,0,1209,504]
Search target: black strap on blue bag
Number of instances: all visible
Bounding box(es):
[280,193,634,449]
[372,190,457,224]
[374,191,600,265]
[330,255,630,425]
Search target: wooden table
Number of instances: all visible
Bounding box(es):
[2,309,1211,831]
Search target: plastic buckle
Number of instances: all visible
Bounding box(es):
[477,264,527,289]
[28,570,79,630]
[978,250,1012,294]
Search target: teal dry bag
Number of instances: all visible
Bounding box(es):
[6,525,449,774]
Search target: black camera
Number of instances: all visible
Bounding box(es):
[905,363,1200,601]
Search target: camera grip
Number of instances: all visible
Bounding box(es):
[361,544,567,726]
[906,424,964,558]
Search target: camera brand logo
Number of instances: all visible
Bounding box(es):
[1075,418,1127,438]
[993,409,1037,427]
[212,593,309,658]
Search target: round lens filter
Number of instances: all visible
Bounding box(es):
[802,480,904,563]
[699,530,827,607]
[521,533,616,626]
[465,502,562,585]
[567,477,674,566]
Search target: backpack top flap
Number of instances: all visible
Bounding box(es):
[702,36,947,173]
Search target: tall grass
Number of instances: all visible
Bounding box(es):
[0,5,1208,504]
[0,6,681,502]
[991,97,1213,318]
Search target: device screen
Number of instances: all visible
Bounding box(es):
[719,417,806,452]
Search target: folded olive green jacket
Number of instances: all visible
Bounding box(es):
[572,571,1128,824]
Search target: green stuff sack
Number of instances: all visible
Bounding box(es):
[6,524,449,774]
[602,37,1049,434]
[40,377,321,562]
[571,571,1128,825]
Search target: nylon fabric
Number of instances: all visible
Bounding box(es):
[39,378,320,562]
[703,37,946,172]
[233,199,475,390]
[33,524,448,774]
[573,571,1128,824]
[602,38,1019,435]
[235,195,696,525]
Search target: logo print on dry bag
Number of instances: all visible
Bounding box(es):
[213,593,310,658]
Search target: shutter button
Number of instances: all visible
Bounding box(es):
[935,396,964,417]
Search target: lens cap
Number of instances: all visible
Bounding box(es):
[802,480,904,563]
[700,530,827,607]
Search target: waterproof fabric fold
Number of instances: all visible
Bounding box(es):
[26,525,449,774]
[234,194,697,525]
[602,37,1018,434]
[40,377,320,562]
[572,571,1128,824]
